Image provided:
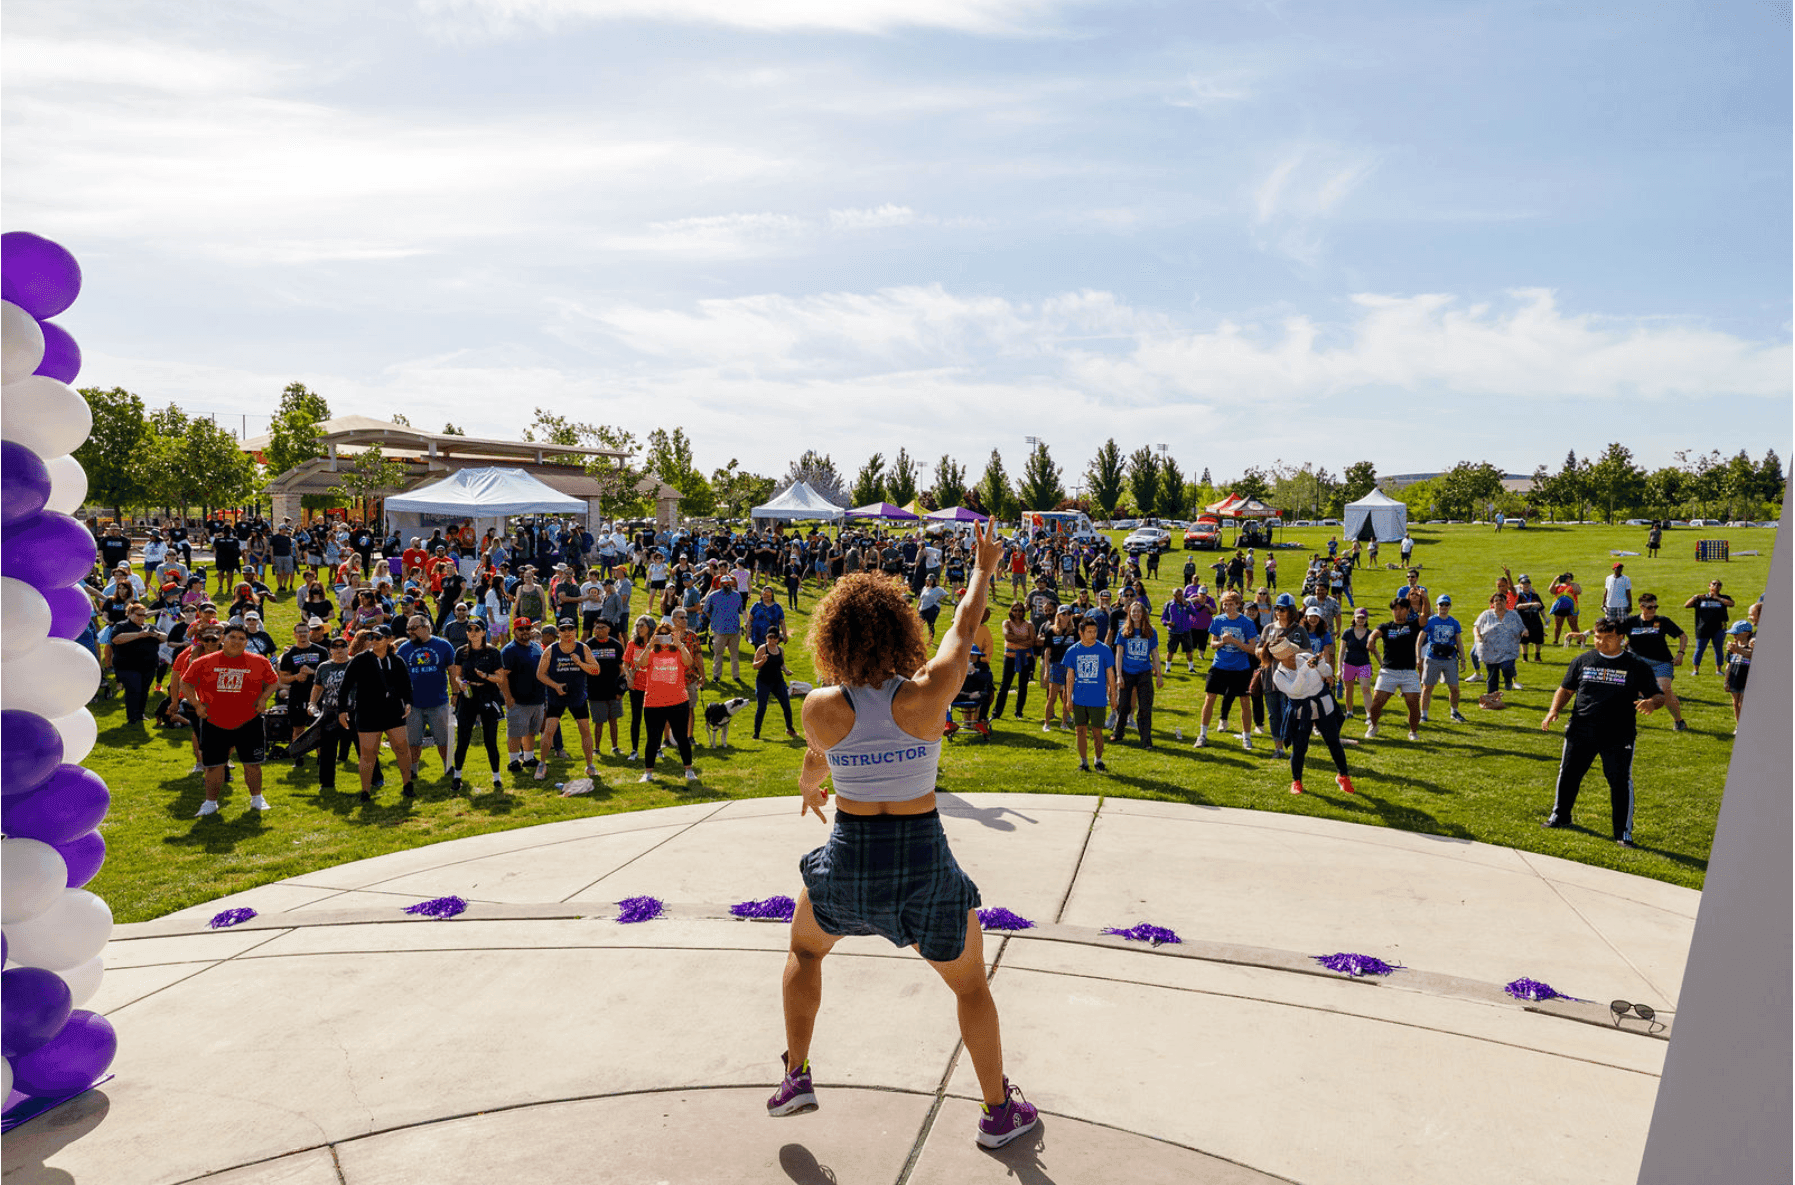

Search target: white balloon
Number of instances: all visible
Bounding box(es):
[48,707,97,765]
[0,637,99,719]
[41,454,87,516]
[0,577,51,660]
[0,376,91,461]
[56,954,104,1009]
[0,839,69,925]
[4,889,112,972]
[0,301,43,385]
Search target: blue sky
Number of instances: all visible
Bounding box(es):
[5,0,1789,485]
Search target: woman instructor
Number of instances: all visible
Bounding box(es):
[769,520,1037,1149]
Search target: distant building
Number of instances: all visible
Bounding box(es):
[242,415,681,528]
[1381,472,1536,494]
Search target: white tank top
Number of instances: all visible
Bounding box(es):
[826,677,940,803]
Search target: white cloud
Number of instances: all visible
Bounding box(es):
[417,0,1074,37]
[1,36,300,95]
[828,204,917,230]
[1249,144,1382,265]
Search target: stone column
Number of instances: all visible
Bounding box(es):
[271,491,303,525]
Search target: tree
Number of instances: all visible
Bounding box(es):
[1584,443,1645,525]
[1756,449,1784,506]
[1722,450,1761,520]
[1556,449,1588,521]
[1199,467,1212,487]
[1158,456,1187,517]
[585,427,651,520]
[931,455,967,509]
[711,459,777,520]
[1126,448,1161,518]
[1267,460,1337,520]
[850,453,887,506]
[976,449,1016,522]
[442,423,465,436]
[136,409,259,515]
[74,386,149,510]
[886,448,919,508]
[1227,467,1270,502]
[1643,467,1687,517]
[783,450,850,507]
[1340,461,1378,506]
[1015,442,1065,511]
[646,427,714,516]
[327,444,410,507]
[1433,461,1506,521]
[1085,439,1126,516]
[390,412,411,427]
[263,382,332,478]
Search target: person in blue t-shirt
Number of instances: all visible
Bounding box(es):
[500,623,545,771]
[1062,617,1116,771]
[701,576,747,683]
[1195,589,1260,749]
[1111,601,1164,746]
[1419,594,1468,724]
[396,616,459,787]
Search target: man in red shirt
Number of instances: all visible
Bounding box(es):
[401,537,429,577]
[181,622,280,816]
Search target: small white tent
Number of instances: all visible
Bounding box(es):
[386,468,588,572]
[1342,487,1408,543]
[751,481,845,522]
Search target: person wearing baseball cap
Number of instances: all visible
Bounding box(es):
[1724,614,1755,732]
[1419,594,1468,725]
[1509,572,1547,663]
[703,573,747,683]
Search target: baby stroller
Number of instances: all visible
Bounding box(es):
[943,651,994,741]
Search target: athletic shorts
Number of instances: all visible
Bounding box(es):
[1519,617,1544,643]
[1552,599,1575,618]
[200,716,266,768]
[1204,666,1252,696]
[1375,668,1421,695]
[1070,704,1107,729]
[1421,657,1460,687]
[353,707,406,735]
[546,699,590,721]
[800,809,981,963]
[1726,662,1749,694]
[406,702,452,750]
[272,555,295,575]
[590,697,623,723]
[1048,663,1067,686]
[506,702,546,737]
[1340,662,1373,683]
[1645,660,1674,682]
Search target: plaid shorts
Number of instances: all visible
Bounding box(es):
[800,809,981,963]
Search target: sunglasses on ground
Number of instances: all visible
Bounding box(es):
[1610,1000,1663,1033]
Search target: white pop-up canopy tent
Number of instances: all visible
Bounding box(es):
[1343,486,1409,543]
[386,468,588,572]
[751,481,845,522]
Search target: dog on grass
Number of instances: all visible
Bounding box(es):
[704,697,752,748]
[1562,631,1590,648]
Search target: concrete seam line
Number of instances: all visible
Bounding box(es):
[554,799,737,903]
[100,929,296,1019]
[1053,794,1104,925]
[1512,851,1677,1004]
[1513,847,1698,920]
[327,1144,348,1185]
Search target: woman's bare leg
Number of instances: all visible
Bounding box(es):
[782,890,839,1071]
[924,912,1006,1107]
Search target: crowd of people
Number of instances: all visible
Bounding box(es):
[76,511,1762,843]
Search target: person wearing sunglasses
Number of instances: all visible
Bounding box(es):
[308,634,357,792]
[180,623,281,816]
[108,603,165,725]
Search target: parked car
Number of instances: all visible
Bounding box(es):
[1625,518,1652,526]
[1124,526,1173,555]
[1182,519,1221,550]
[1686,518,1714,527]
[1321,518,1340,526]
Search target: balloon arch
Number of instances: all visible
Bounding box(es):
[1,231,120,1123]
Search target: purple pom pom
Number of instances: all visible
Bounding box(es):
[208,908,257,929]
[402,895,467,920]
[730,895,796,922]
[977,907,1035,931]
[1505,977,1570,1002]
[616,896,665,924]
[1312,952,1403,977]
[1102,923,1182,946]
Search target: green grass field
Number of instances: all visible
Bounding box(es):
[86,522,1774,921]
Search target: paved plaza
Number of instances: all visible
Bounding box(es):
[3,793,1694,1184]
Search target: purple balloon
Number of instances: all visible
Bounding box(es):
[1,967,74,1059]
[53,829,106,889]
[0,440,52,529]
[3,765,109,846]
[33,320,80,385]
[10,1010,114,1098]
[0,710,63,796]
[1,512,97,592]
[0,233,81,321]
[43,583,95,641]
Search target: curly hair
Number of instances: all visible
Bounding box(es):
[808,572,930,688]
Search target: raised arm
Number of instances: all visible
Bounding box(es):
[907,520,1002,716]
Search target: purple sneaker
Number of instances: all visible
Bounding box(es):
[976,1078,1038,1148]
[767,1051,816,1116]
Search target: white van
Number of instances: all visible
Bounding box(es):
[1023,509,1099,544]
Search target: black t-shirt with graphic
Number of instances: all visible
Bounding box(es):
[1689,595,1731,636]
[1621,614,1684,665]
[455,645,505,704]
[277,643,331,704]
[584,638,625,700]
[1375,618,1421,671]
[1560,649,1662,738]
